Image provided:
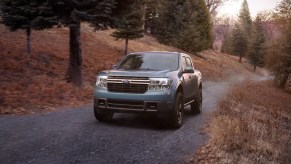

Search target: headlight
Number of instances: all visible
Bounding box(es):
[148,78,172,91]
[96,75,108,88]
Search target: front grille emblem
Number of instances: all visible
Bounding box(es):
[123,79,130,85]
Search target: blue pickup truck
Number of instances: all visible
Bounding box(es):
[93,51,202,128]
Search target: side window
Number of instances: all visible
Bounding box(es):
[121,57,134,69]
[181,57,187,69]
[186,57,194,69]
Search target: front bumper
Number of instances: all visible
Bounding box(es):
[94,88,175,114]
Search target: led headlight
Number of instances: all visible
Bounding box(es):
[96,75,108,88]
[148,78,172,91]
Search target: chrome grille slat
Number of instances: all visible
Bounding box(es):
[107,76,149,93]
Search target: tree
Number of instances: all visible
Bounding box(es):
[266,0,291,88]
[111,0,144,55]
[143,0,159,34]
[247,15,266,72]
[155,0,212,54]
[177,0,212,54]
[0,0,57,54]
[230,0,252,62]
[221,31,232,54]
[205,0,228,17]
[47,0,116,87]
[238,0,252,35]
[155,0,183,45]
[216,16,235,51]
[231,24,247,62]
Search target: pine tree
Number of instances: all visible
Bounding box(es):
[177,0,212,54]
[238,0,252,35]
[231,24,247,62]
[247,15,265,72]
[232,0,252,62]
[111,0,144,55]
[0,0,57,54]
[155,0,183,45]
[143,0,159,34]
[156,0,212,53]
[47,0,116,87]
[221,32,232,54]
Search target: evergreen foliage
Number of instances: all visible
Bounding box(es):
[143,0,159,34]
[177,0,212,54]
[111,0,144,55]
[0,0,57,54]
[47,0,116,29]
[221,0,251,62]
[46,0,116,87]
[238,0,252,35]
[221,32,232,54]
[231,24,247,63]
[155,0,182,45]
[155,0,212,54]
[247,15,265,72]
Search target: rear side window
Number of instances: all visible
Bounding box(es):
[186,57,194,69]
[181,57,187,69]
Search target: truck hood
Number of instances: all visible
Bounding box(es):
[101,69,173,78]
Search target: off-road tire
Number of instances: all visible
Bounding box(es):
[191,87,202,114]
[170,92,184,129]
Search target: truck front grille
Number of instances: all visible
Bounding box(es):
[107,76,149,94]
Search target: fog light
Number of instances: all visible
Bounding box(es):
[147,102,157,109]
[98,99,106,106]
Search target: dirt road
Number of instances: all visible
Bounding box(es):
[0,78,242,164]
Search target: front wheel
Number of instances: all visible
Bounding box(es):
[94,107,114,122]
[170,92,184,129]
[191,87,202,114]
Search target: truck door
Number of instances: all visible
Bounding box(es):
[185,57,198,99]
[181,56,193,102]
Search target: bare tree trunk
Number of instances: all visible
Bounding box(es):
[142,2,147,33]
[26,28,31,54]
[66,22,82,87]
[124,37,128,56]
[275,73,288,88]
[239,54,242,63]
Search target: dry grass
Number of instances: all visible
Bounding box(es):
[191,81,291,163]
[0,23,262,114]
[0,24,121,114]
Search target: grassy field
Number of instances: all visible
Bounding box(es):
[190,80,291,163]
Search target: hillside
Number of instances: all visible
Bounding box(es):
[190,80,291,163]
[0,24,265,114]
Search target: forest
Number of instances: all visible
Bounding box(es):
[1,0,289,88]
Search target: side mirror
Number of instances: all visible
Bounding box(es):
[110,65,117,69]
[183,67,194,73]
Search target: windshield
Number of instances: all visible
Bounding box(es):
[118,53,179,71]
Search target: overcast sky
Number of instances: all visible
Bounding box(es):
[217,0,282,18]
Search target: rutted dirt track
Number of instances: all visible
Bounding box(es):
[0,78,238,164]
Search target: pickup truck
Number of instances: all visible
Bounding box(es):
[94,51,202,128]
